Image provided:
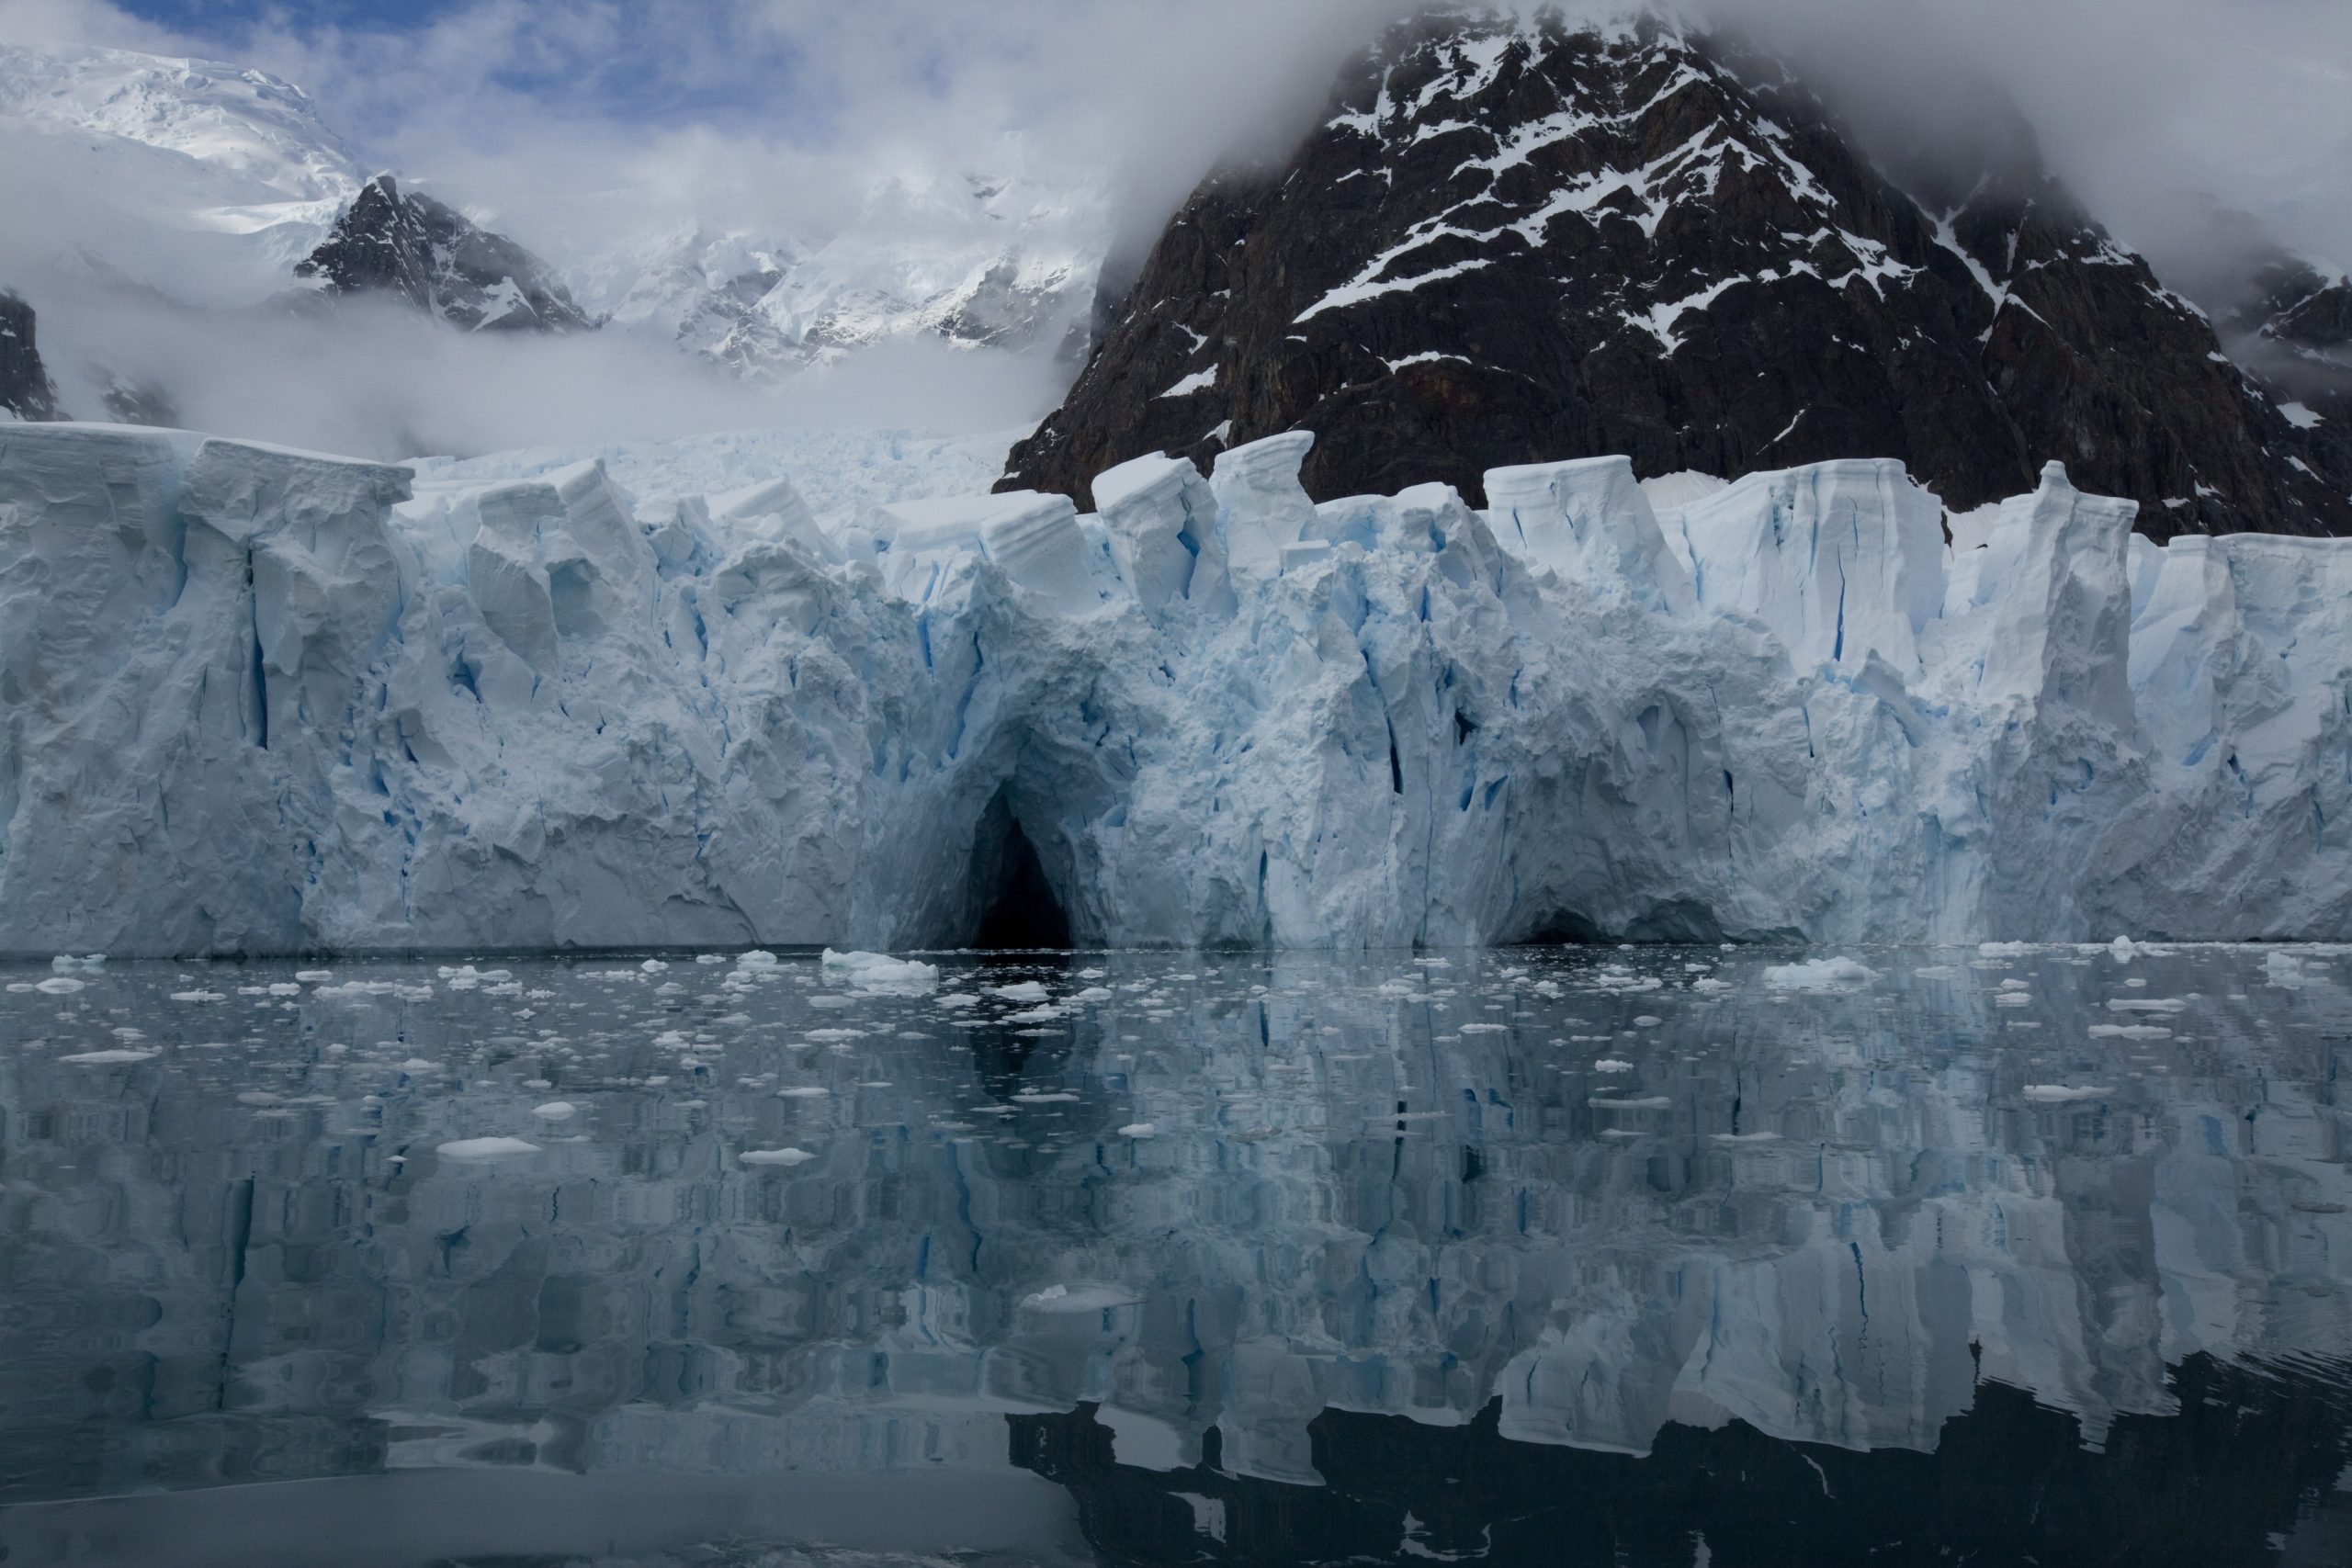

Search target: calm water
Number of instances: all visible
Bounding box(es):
[5,943,2352,1566]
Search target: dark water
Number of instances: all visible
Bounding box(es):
[5,943,2352,1566]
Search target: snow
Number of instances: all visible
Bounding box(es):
[0,41,1105,391]
[1296,258,1495,323]
[0,41,362,307]
[5,421,2352,953]
[1159,366,1220,400]
[2278,401,2324,430]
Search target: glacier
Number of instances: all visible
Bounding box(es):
[1,419,2347,956]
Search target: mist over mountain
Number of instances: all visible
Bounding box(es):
[1004,10,2347,538]
[0,1,2345,495]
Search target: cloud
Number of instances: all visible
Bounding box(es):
[3,0,2348,459]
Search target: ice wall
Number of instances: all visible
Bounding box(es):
[1,421,2346,954]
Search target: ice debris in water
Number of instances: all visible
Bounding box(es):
[8,426,2352,952]
[436,1137,543,1160]
[819,948,940,992]
[2022,1085,2113,1102]
[1022,1283,1144,1313]
[740,1147,816,1165]
[50,953,104,972]
[1761,956,1877,990]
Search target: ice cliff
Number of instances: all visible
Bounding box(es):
[1,420,2347,955]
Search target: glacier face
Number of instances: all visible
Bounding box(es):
[0,420,2346,955]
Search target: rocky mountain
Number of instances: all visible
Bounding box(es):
[294,173,593,333]
[0,292,61,422]
[1003,10,2348,539]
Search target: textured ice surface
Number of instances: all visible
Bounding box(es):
[3,423,2350,954]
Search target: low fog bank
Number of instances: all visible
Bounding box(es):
[14,268,1070,462]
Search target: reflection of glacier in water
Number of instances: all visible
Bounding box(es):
[5,943,2352,1563]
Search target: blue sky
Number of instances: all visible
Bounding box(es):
[100,0,821,128]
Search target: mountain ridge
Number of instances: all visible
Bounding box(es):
[1001,8,2348,539]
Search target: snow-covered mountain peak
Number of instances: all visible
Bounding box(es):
[1008,5,2347,536]
[0,40,363,307]
[0,40,360,203]
[577,164,1110,377]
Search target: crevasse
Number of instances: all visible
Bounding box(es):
[1,422,2344,955]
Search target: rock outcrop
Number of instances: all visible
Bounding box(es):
[1002,11,2347,541]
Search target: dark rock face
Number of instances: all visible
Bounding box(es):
[1004,11,2348,539]
[0,292,61,422]
[295,174,594,333]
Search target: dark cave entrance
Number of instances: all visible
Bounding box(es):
[968,791,1072,950]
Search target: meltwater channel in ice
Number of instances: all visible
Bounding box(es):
[5,941,2352,1564]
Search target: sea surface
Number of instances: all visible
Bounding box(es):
[4,943,2352,1566]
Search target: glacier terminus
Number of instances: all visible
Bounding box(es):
[1,420,2344,956]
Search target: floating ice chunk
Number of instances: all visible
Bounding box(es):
[437,1137,542,1160]
[2109,936,2137,960]
[294,968,333,982]
[1760,956,1876,990]
[1590,1094,1673,1109]
[819,948,940,991]
[34,976,85,994]
[50,953,105,972]
[1021,1282,1143,1313]
[736,950,780,969]
[1117,1122,1158,1137]
[2107,998,2188,1013]
[2022,1085,2111,1102]
[2265,952,2307,987]
[1593,1058,1634,1072]
[988,980,1052,1003]
[739,1146,816,1165]
[59,1048,157,1063]
[639,959,669,974]
[530,1101,578,1119]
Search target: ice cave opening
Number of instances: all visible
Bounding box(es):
[967,791,1073,951]
[1518,900,1736,946]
